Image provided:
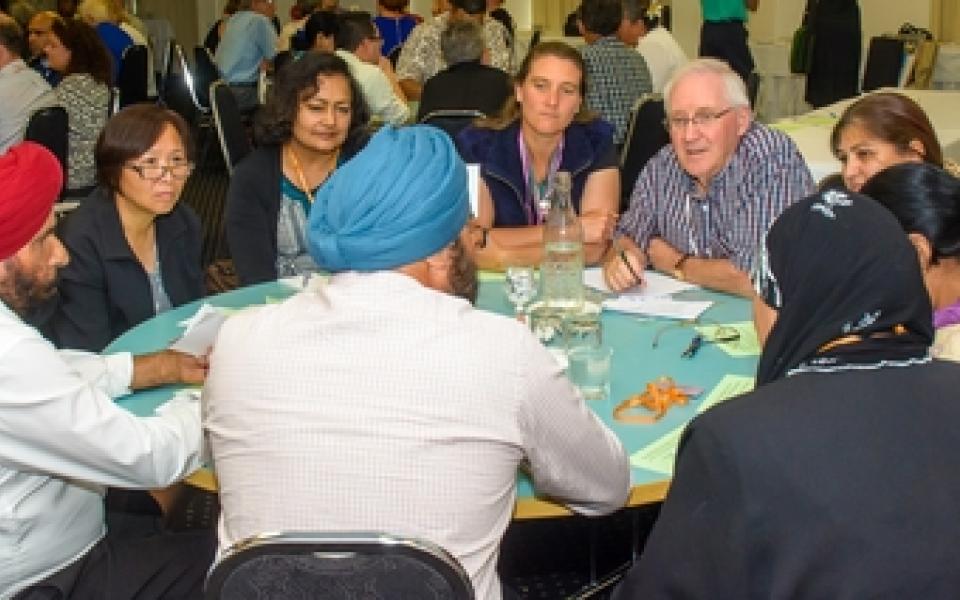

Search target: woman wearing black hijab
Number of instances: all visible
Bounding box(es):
[613,191,960,599]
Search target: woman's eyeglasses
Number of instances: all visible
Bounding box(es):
[126,162,194,182]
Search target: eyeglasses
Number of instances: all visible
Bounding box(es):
[663,107,733,131]
[126,162,193,182]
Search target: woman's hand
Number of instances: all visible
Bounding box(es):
[581,211,618,245]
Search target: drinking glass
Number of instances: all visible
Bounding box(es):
[504,266,537,315]
[567,346,613,401]
[563,311,603,353]
[528,304,568,366]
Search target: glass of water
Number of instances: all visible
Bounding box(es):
[567,346,613,401]
[504,266,537,316]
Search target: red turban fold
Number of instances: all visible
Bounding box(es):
[0,143,63,260]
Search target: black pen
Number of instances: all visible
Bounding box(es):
[681,334,704,359]
[617,245,643,285]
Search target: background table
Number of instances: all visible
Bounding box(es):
[772,87,960,184]
[107,275,756,518]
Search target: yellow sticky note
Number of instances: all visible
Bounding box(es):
[694,321,761,357]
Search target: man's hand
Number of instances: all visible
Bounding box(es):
[646,237,685,274]
[131,350,209,390]
[602,237,647,291]
[581,212,618,245]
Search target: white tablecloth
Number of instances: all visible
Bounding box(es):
[932,43,960,90]
[750,42,812,122]
[772,88,960,183]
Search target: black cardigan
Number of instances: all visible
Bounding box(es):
[225,135,368,286]
[50,187,204,352]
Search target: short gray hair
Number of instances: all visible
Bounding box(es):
[663,58,750,111]
[441,19,483,65]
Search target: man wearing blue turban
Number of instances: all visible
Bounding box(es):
[204,126,631,599]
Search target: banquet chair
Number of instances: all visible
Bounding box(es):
[419,109,485,140]
[619,94,669,212]
[24,106,68,186]
[193,46,221,109]
[163,43,216,167]
[204,532,475,600]
[862,36,906,92]
[118,44,150,108]
[210,80,252,175]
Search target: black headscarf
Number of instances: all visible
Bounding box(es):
[755,190,933,385]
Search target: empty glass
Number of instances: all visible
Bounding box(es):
[504,266,537,316]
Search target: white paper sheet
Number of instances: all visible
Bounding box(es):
[466,163,480,217]
[170,303,229,357]
[602,297,712,320]
[583,267,698,298]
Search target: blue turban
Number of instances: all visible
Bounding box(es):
[308,126,469,272]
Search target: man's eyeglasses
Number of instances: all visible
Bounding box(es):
[126,162,193,182]
[663,107,733,131]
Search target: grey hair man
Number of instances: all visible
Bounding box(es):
[415,18,511,121]
[603,58,814,297]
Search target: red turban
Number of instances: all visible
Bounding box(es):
[0,143,63,260]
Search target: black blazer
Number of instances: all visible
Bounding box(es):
[225,135,368,286]
[50,187,203,352]
[613,360,960,599]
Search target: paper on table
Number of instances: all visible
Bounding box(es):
[603,296,712,320]
[466,163,480,217]
[583,267,698,297]
[694,321,762,357]
[170,303,229,357]
[630,375,755,474]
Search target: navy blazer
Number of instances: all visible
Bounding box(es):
[50,187,204,352]
[456,118,617,226]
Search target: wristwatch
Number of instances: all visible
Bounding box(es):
[672,254,691,281]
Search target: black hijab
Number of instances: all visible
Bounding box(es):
[755,190,933,385]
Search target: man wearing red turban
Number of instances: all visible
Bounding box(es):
[0,143,213,600]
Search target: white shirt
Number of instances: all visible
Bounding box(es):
[204,272,629,600]
[335,49,410,125]
[637,26,688,94]
[0,59,55,155]
[0,301,203,598]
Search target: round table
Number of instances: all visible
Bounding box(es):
[107,275,757,518]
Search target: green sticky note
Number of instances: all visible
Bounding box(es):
[630,374,755,475]
[477,270,507,282]
[694,321,761,357]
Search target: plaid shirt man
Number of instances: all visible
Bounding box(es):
[582,36,652,145]
[618,122,815,273]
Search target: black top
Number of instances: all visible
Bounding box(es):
[50,187,203,352]
[613,360,960,599]
[226,135,368,286]
[417,61,513,122]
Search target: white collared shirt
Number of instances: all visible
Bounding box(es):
[204,272,629,600]
[335,49,410,125]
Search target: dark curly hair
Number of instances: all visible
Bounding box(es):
[254,51,371,150]
[49,16,112,86]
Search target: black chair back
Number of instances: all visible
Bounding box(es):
[619,94,669,213]
[388,45,402,69]
[118,44,150,108]
[862,36,905,92]
[419,109,485,140]
[24,106,69,192]
[210,80,253,174]
[193,46,220,108]
[273,50,293,79]
[205,532,475,600]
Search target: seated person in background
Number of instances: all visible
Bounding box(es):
[214,0,278,112]
[831,91,959,193]
[374,0,418,58]
[861,163,960,361]
[620,0,687,94]
[205,126,630,600]
[396,0,509,100]
[203,0,238,54]
[226,52,370,285]
[277,0,317,52]
[0,14,55,155]
[487,0,514,51]
[604,58,813,297]
[416,19,511,121]
[613,190,960,599]
[456,41,619,270]
[334,10,409,125]
[49,105,203,352]
[0,142,213,600]
[45,17,111,195]
[77,0,132,83]
[25,10,61,85]
[301,8,338,53]
[580,0,652,146]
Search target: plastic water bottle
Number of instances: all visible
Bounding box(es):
[540,171,584,311]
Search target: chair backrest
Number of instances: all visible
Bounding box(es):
[118,44,150,108]
[862,36,906,92]
[210,80,252,175]
[419,109,486,140]
[205,532,475,600]
[193,46,220,108]
[619,94,669,212]
[746,71,760,108]
[273,50,293,78]
[24,105,68,192]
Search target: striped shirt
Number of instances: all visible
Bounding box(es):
[582,36,652,145]
[618,122,815,272]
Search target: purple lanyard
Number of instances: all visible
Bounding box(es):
[518,131,564,225]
